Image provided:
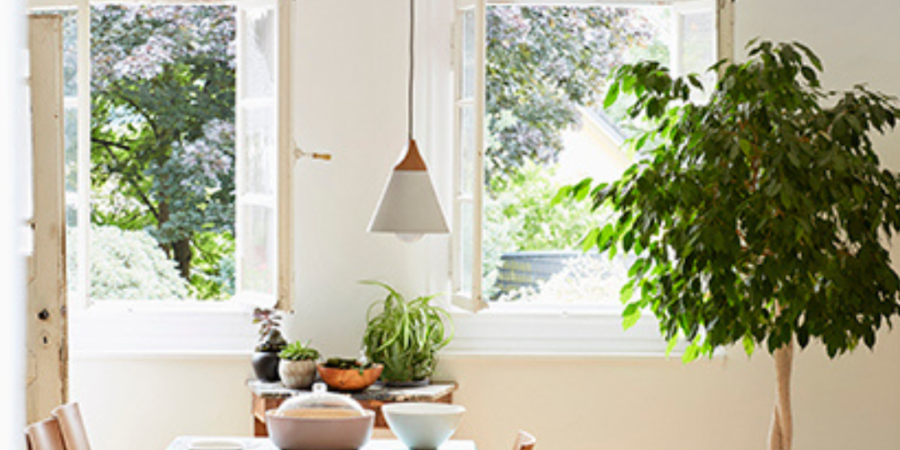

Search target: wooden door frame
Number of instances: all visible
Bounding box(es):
[27,13,69,424]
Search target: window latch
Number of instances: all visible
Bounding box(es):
[294,144,332,162]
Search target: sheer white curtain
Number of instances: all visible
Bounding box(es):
[0,0,28,448]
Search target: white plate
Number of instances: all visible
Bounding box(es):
[187,438,245,450]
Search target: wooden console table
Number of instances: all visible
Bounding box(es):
[248,380,458,436]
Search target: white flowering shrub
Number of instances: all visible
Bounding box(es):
[89,225,188,300]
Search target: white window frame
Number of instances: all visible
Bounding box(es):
[450,0,487,312]
[29,0,296,356]
[443,0,734,356]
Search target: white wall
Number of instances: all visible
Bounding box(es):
[1,1,28,449]
[68,1,900,450]
[71,357,252,450]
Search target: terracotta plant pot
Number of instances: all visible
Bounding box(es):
[317,363,383,392]
[252,351,281,382]
[279,359,317,389]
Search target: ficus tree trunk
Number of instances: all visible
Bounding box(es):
[768,339,794,450]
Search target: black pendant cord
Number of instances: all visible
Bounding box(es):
[408,0,415,140]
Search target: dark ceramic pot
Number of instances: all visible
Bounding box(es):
[252,351,281,382]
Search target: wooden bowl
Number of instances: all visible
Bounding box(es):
[317,363,383,391]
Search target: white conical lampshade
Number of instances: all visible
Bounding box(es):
[369,139,449,237]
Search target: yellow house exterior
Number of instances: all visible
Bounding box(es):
[554,106,632,186]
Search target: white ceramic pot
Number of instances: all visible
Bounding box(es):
[278,359,316,389]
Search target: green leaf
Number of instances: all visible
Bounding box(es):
[852,185,865,203]
[688,74,703,90]
[580,228,600,252]
[796,326,809,348]
[794,41,823,71]
[666,336,679,357]
[622,74,636,93]
[682,343,700,363]
[604,81,621,109]
[620,280,636,305]
[550,186,571,206]
[801,66,818,86]
[742,335,755,356]
[597,223,615,250]
[622,302,641,330]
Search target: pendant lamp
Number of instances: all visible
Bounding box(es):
[368,0,449,242]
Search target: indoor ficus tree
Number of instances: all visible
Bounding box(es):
[564,40,900,450]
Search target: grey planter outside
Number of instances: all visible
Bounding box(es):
[493,250,601,298]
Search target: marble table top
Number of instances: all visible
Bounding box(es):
[247,380,458,402]
[166,437,476,450]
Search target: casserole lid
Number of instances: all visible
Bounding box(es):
[276,383,365,416]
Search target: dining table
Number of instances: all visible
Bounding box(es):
[165,437,477,450]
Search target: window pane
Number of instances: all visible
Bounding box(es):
[89,5,237,301]
[680,10,716,90]
[64,104,78,298]
[239,204,275,295]
[240,106,276,196]
[458,201,474,294]
[235,1,280,307]
[481,5,714,305]
[460,8,476,99]
[240,7,277,99]
[61,10,77,97]
[65,205,79,297]
[458,106,475,197]
[64,107,77,192]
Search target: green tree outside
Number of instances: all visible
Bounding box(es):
[89,5,236,300]
[483,5,669,299]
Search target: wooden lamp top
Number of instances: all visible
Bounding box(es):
[394,139,427,171]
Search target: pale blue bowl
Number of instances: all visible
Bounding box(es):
[383,403,466,450]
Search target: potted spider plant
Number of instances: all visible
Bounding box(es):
[361,281,453,386]
[252,308,288,382]
[278,341,320,389]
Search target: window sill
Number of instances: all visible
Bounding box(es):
[444,304,693,358]
[70,301,258,357]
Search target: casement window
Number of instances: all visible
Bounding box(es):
[447,0,733,355]
[30,0,294,354]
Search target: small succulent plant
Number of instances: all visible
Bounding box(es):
[279,341,320,361]
[323,357,374,375]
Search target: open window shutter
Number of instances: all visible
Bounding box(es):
[452,0,487,312]
[714,0,735,63]
[235,0,293,311]
[671,0,720,100]
[671,0,733,76]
